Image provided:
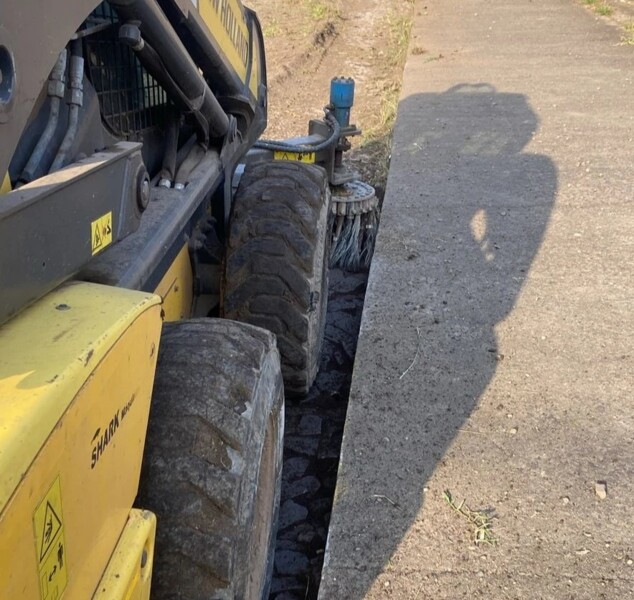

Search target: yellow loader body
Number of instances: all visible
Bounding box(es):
[0,0,270,595]
[0,283,162,598]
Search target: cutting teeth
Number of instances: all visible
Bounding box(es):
[331,180,378,216]
[332,194,379,216]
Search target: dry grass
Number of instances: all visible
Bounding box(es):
[355,7,414,187]
[443,490,498,546]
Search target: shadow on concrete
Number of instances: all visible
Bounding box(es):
[320,84,557,597]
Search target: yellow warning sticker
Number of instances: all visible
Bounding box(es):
[91,211,113,255]
[273,150,316,164]
[33,477,67,600]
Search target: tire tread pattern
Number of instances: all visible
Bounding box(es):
[138,319,284,600]
[223,161,331,396]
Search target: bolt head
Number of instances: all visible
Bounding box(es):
[136,168,150,211]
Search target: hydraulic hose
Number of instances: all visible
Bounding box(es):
[119,25,216,147]
[19,51,67,184]
[174,143,206,190]
[158,112,180,188]
[253,110,341,153]
[50,41,84,173]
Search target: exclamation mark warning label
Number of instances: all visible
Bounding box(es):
[33,477,67,600]
[91,211,113,255]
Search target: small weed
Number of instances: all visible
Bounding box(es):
[377,82,400,131]
[310,3,327,20]
[411,46,426,55]
[443,490,498,546]
[306,0,337,21]
[582,0,614,16]
[622,22,634,45]
[423,53,444,63]
[263,23,281,38]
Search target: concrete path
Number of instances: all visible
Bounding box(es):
[319,1,633,598]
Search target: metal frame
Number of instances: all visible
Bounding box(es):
[81,147,224,292]
[0,142,145,325]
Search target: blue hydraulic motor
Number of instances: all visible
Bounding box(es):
[330,77,356,128]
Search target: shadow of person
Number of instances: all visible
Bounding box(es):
[319,84,558,598]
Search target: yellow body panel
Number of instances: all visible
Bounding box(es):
[0,282,162,598]
[1,172,11,194]
[199,0,249,82]
[0,282,159,510]
[248,20,262,97]
[93,510,156,600]
[153,244,194,322]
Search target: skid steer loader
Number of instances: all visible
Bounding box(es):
[0,1,364,597]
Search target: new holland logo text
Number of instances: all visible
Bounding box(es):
[210,0,249,66]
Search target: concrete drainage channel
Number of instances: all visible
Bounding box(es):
[270,268,369,600]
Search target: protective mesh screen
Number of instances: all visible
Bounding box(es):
[84,2,169,136]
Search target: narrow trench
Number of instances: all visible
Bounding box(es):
[269,267,369,600]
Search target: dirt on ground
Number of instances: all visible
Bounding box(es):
[246,0,415,190]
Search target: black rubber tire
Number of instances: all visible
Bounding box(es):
[137,319,284,600]
[222,161,332,397]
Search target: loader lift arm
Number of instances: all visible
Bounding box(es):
[0,0,267,325]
